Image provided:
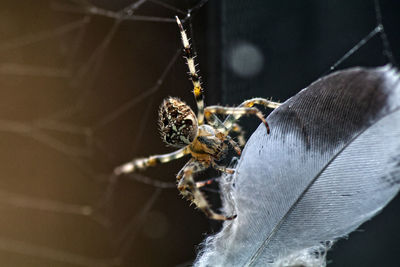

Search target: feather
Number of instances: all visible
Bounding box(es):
[195,65,400,267]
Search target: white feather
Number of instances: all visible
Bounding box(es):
[195,65,400,267]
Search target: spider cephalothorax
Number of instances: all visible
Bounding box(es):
[114,16,281,221]
[158,97,198,147]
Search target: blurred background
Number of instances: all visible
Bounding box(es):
[0,0,399,266]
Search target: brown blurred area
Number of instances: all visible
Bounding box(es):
[0,0,214,266]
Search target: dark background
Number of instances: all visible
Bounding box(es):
[0,0,399,266]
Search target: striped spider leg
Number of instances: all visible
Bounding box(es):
[205,105,272,133]
[204,97,281,138]
[204,98,281,137]
[176,16,205,124]
[222,98,281,132]
[114,147,188,175]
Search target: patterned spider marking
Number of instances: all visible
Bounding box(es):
[158,97,198,147]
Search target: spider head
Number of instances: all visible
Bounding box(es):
[158,97,198,147]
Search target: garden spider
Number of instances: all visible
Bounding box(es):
[114,16,280,220]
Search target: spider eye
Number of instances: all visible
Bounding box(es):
[158,97,198,147]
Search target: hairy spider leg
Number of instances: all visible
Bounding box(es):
[114,147,188,175]
[201,106,230,132]
[223,98,281,133]
[211,160,235,174]
[106,148,186,206]
[231,123,246,147]
[176,16,205,125]
[240,97,281,109]
[205,105,271,134]
[177,159,236,221]
[225,134,241,155]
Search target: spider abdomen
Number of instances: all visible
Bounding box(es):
[158,97,198,147]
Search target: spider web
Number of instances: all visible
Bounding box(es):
[0,0,398,267]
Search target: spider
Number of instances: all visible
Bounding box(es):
[114,16,280,221]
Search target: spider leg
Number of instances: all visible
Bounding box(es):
[176,16,205,125]
[231,123,246,147]
[114,147,188,175]
[204,115,241,154]
[202,107,232,135]
[240,97,281,109]
[225,134,241,155]
[104,148,188,210]
[205,105,271,134]
[177,159,236,221]
[211,160,235,174]
[223,97,281,132]
[196,177,218,188]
